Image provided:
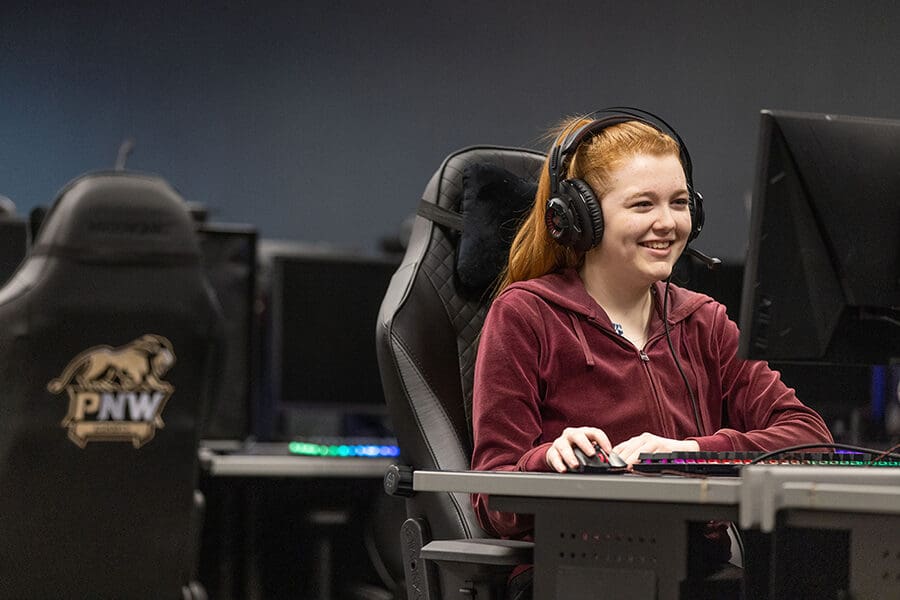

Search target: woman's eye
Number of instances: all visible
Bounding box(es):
[673,197,690,207]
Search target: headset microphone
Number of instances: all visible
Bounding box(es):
[685,246,722,270]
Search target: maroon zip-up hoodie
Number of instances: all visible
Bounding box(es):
[471,268,832,538]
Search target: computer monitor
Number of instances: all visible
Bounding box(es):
[0,218,28,288]
[266,250,399,436]
[196,223,259,441]
[739,109,900,366]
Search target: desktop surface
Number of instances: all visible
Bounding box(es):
[199,437,398,478]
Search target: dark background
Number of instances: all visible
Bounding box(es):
[2,1,898,260]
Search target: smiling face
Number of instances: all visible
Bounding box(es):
[586,152,691,289]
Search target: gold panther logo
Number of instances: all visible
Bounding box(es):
[48,334,176,448]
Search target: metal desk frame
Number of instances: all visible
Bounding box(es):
[413,468,900,600]
[415,470,740,600]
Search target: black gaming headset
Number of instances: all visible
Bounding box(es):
[544,107,705,253]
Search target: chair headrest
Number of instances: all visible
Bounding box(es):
[32,171,200,264]
[456,160,538,291]
[0,194,16,217]
[415,146,544,295]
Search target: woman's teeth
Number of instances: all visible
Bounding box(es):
[641,241,671,249]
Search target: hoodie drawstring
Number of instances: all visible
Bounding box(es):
[569,313,595,368]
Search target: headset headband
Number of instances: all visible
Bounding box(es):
[549,107,694,196]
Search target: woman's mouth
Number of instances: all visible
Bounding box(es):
[640,240,673,250]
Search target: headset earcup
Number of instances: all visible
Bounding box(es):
[561,178,604,252]
[689,190,705,242]
[545,196,578,247]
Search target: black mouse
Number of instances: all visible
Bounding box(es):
[604,449,628,468]
[569,445,627,472]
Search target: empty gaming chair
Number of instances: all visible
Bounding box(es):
[0,210,28,288]
[377,146,544,599]
[0,171,224,599]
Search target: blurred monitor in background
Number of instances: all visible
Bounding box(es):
[257,243,399,441]
[196,223,259,442]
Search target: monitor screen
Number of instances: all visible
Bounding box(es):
[269,251,399,416]
[196,223,258,441]
[738,110,900,365]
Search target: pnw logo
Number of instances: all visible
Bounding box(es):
[48,334,176,448]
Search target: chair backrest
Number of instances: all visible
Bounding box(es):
[376,146,544,542]
[0,171,224,598]
[0,216,28,287]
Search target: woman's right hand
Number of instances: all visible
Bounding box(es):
[545,426,613,473]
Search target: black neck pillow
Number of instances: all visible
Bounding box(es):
[457,162,537,293]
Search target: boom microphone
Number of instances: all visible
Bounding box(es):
[685,246,722,270]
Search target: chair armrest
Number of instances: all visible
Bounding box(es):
[420,538,533,566]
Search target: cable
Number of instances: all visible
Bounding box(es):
[747,442,900,465]
[871,441,900,464]
[662,278,704,437]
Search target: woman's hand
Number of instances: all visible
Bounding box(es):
[611,432,699,466]
[545,427,612,473]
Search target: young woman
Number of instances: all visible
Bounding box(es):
[469,109,833,594]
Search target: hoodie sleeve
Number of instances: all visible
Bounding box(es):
[470,292,553,538]
[687,304,833,451]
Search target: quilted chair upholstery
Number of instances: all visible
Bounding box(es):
[377,146,544,599]
[0,171,224,599]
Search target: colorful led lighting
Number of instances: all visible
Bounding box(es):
[288,441,400,458]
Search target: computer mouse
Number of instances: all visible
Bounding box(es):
[569,445,627,472]
[604,449,628,468]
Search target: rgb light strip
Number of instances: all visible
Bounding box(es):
[288,441,400,458]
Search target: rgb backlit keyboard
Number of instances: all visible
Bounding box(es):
[633,451,900,476]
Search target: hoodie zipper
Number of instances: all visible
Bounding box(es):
[637,340,673,438]
[584,318,672,436]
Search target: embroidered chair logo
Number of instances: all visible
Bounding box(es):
[48,334,176,448]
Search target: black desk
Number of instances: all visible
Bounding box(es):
[198,445,397,600]
[413,468,900,600]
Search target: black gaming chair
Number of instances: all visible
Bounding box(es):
[0,171,224,599]
[377,146,544,599]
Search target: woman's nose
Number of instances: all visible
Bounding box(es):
[653,206,677,231]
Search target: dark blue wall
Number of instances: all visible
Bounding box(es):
[2,0,898,258]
